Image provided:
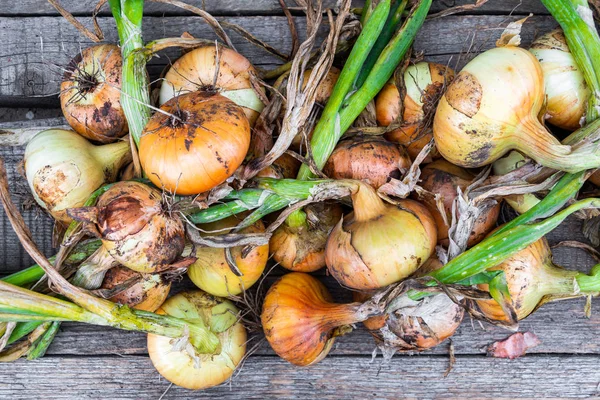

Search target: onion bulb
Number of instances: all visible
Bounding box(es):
[69,181,186,273]
[256,153,301,179]
[530,29,589,131]
[60,44,128,143]
[139,92,250,195]
[159,45,264,126]
[262,272,378,366]
[187,216,269,297]
[148,291,246,390]
[101,266,171,312]
[323,135,411,189]
[326,182,437,289]
[269,202,343,272]
[376,62,455,160]
[419,159,500,247]
[24,129,131,224]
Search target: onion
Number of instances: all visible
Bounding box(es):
[60,44,128,143]
[159,45,265,126]
[269,202,343,272]
[187,216,269,297]
[262,272,377,366]
[69,181,186,273]
[148,291,246,389]
[256,153,301,179]
[139,92,251,195]
[376,62,455,160]
[326,183,437,289]
[419,159,500,247]
[530,29,589,131]
[101,266,171,312]
[323,135,411,189]
[24,129,131,224]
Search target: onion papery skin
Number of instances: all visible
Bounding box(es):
[188,216,269,297]
[256,153,301,179]
[419,159,500,247]
[159,46,264,126]
[376,62,455,160]
[101,266,171,312]
[476,237,579,322]
[530,29,589,131]
[24,129,131,224]
[94,181,186,273]
[326,185,437,290]
[148,291,247,390]
[139,92,250,195]
[323,135,411,189]
[270,202,343,272]
[302,66,340,105]
[60,44,128,143]
[262,272,365,366]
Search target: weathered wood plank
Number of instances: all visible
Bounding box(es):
[2,354,599,399]
[0,15,559,107]
[0,108,63,122]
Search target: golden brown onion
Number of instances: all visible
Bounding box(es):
[101,266,171,312]
[256,153,301,179]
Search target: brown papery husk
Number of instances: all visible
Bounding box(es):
[256,153,301,179]
[270,202,343,272]
[101,266,171,312]
[323,135,412,189]
[418,159,501,247]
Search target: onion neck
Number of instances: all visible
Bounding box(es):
[90,140,132,181]
[351,182,387,221]
[537,261,580,296]
[319,301,379,330]
[575,264,600,293]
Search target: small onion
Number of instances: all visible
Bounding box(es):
[530,29,589,131]
[24,129,131,224]
[139,92,251,195]
[269,202,343,272]
[323,135,411,189]
[101,266,171,312]
[326,183,437,290]
[148,291,246,390]
[256,153,301,179]
[187,216,269,297]
[419,159,500,247]
[376,62,455,160]
[60,44,128,143]
[159,45,265,125]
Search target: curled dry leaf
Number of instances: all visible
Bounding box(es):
[487,332,541,359]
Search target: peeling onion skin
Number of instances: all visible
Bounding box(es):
[419,159,501,247]
[530,29,589,131]
[269,202,343,272]
[139,92,250,195]
[323,136,411,189]
[60,44,128,143]
[101,266,171,312]
[188,216,269,297]
[159,45,264,126]
[148,291,247,390]
[95,181,186,273]
[376,62,455,160]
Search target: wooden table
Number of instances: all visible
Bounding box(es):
[1,1,599,398]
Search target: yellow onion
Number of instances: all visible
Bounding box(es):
[256,153,301,179]
[24,129,131,224]
[589,170,600,187]
[101,266,171,312]
[159,45,265,125]
[433,46,594,172]
[148,291,246,390]
[323,135,411,189]
[187,216,269,297]
[60,44,128,143]
[530,29,589,131]
[69,181,186,273]
[326,183,437,289]
[419,159,500,247]
[376,62,455,160]
[262,272,378,366]
[269,202,343,272]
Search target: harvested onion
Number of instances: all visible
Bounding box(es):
[256,153,301,179]
[148,291,246,390]
[24,129,131,224]
[60,44,128,143]
[101,266,171,312]
[139,92,250,195]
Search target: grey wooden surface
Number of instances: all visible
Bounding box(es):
[0,1,596,398]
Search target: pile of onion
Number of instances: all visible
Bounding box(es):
[139,92,251,195]
[101,266,171,312]
[24,129,131,224]
[60,44,128,143]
